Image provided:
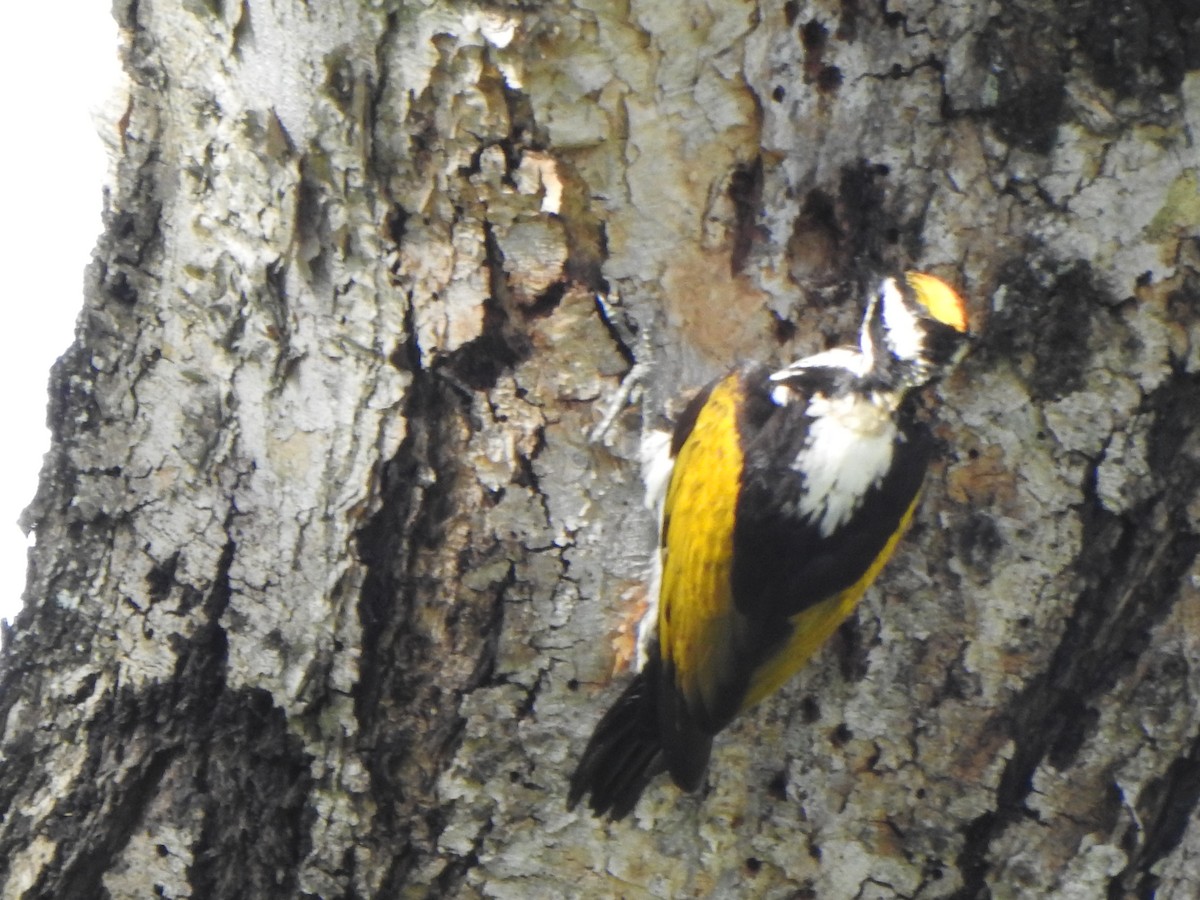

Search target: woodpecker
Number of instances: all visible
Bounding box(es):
[569,271,970,820]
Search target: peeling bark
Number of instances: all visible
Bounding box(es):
[1,1,1199,898]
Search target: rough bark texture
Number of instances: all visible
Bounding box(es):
[2,1,1199,898]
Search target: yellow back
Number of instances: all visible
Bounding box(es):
[658,374,744,719]
[658,372,923,724]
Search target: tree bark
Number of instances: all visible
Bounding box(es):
[2,1,1199,897]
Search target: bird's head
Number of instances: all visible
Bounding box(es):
[862,271,970,388]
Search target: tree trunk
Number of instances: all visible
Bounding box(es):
[2,1,1199,897]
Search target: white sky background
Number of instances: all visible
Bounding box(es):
[0,8,121,624]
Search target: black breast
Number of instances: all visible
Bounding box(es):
[730,366,932,620]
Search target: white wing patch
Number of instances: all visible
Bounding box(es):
[639,429,674,518]
[635,429,673,671]
[793,392,897,537]
[770,346,871,382]
[770,346,871,407]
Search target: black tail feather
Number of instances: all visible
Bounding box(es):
[656,657,715,793]
[568,667,668,820]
